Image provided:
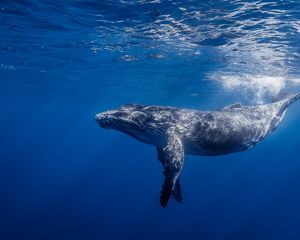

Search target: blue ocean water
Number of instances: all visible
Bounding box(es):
[1,0,300,239]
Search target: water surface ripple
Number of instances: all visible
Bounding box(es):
[1,0,300,101]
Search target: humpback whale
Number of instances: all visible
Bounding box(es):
[95,93,300,207]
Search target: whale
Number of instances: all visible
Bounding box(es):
[95,93,300,207]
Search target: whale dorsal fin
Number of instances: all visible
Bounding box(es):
[158,127,184,207]
[222,102,242,110]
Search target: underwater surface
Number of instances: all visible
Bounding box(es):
[1,0,300,239]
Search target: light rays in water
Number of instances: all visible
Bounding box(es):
[88,0,300,102]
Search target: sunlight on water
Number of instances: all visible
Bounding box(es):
[1,0,300,102]
[82,0,300,102]
[217,75,286,103]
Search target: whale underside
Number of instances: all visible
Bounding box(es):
[95,93,300,207]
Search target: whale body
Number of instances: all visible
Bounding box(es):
[95,93,300,206]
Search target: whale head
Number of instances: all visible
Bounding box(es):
[95,104,149,132]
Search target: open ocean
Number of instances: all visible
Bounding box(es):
[1,0,300,239]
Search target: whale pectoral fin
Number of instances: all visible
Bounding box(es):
[157,147,183,204]
[172,179,183,203]
[156,147,165,164]
[159,128,184,207]
[222,103,242,110]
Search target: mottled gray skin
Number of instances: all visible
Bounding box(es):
[95,93,300,206]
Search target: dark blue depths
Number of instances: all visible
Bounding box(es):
[1,0,300,239]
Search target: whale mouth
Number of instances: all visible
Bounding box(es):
[99,118,112,129]
[95,113,112,129]
[99,119,111,129]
